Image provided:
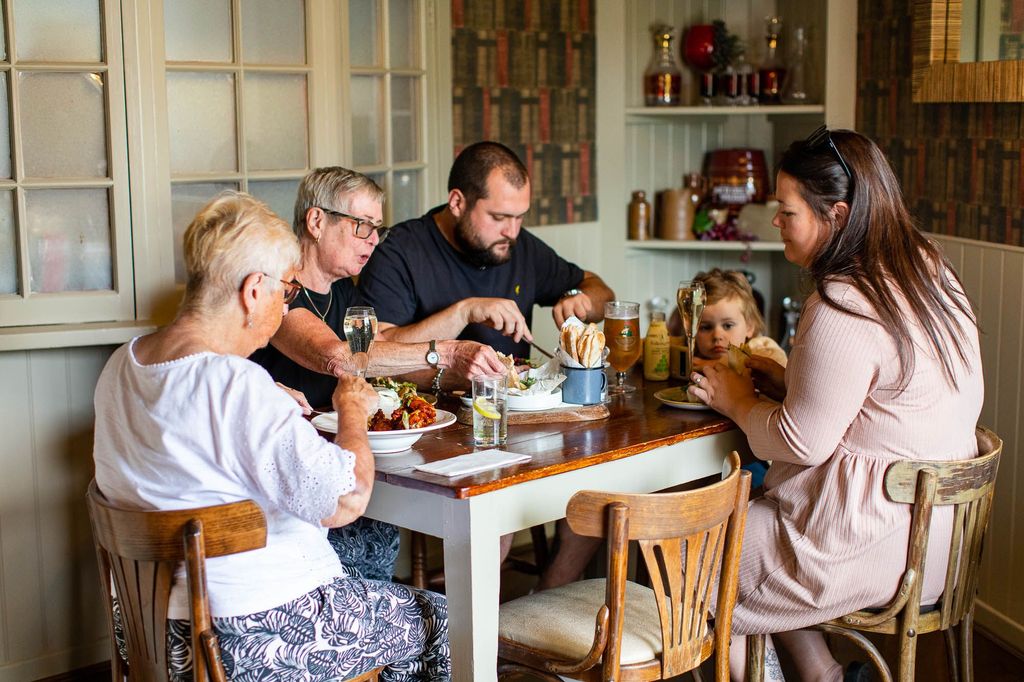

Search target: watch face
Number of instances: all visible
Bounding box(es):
[426,350,440,366]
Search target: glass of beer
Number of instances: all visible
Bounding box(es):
[604,301,641,394]
[343,306,377,378]
[676,281,705,380]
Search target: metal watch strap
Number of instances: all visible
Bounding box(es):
[562,288,583,298]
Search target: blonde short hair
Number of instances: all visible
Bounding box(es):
[693,268,766,337]
[181,191,299,314]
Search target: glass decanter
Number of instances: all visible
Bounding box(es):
[644,25,684,106]
[782,25,809,103]
[757,16,786,104]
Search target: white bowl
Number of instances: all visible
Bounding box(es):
[311,409,457,454]
[507,389,563,411]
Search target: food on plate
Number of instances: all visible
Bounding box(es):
[726,342,753,373]
[559,321,605,368]
[366,378,437,431]
[497,352,536,390]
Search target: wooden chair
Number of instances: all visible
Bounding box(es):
[497,451,751,681]
[87,481,384,682]
[747,426,1003,682]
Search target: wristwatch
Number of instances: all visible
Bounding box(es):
[425,339,440,367]
[561,288,583,298]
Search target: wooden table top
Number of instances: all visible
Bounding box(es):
[368,375,736,500]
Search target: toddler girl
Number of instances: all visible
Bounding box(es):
[690,268,787,371]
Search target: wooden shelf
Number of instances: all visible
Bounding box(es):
[626,239,785,252]
[625,104,825,117]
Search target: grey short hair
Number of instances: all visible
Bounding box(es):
[293,167,385,240]
[180,191,299,315]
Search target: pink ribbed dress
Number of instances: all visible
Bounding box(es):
[731,280,983,635]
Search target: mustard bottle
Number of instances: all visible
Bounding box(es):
[643,311,671,380]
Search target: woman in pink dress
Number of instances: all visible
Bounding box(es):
[690,128,983,682]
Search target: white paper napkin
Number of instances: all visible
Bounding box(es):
[413,449,531,477]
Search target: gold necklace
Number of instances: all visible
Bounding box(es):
[301,285,332,322]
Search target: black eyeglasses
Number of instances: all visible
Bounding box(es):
[806,126,853,182]
[316,206,390,241]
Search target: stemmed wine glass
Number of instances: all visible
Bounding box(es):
[343,306,377,379]
[676,281,706,381]
[604,301,642,394]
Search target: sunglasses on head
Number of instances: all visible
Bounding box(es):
[805,126,853,182]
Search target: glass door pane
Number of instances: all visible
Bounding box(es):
[348,0,380,66]
[0,191,16,295]
[25,188,112,293]
[164,0,233,62]
[167,72,238,174]
[14,0,102,62]
[19,72,108,178]
[350,76,384,165]
[242,0,307,64]
[243,73,308,171]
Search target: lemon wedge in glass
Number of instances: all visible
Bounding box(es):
[472,397,501,420]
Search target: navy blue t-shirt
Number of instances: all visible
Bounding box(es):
[357,207,584,357]
[249,278,356,410]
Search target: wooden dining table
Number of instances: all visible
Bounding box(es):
[362,377,746,681]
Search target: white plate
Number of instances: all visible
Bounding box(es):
[654,387,712,411]
[460,390,564,412]
[311,409,457,454]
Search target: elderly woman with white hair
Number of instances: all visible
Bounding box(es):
[93,191,450,681]
[251,166,506,582]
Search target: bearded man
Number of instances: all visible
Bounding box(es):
[358,141,613,377]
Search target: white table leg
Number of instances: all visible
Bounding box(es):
[442,498,502,682]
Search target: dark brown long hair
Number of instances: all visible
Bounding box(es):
[777,129,976,387]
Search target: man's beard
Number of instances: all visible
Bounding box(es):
[453,214,515,267]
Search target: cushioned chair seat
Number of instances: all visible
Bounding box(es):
[499,579,666,665]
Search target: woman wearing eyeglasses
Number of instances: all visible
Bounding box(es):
[689,129,982,681]
[250,167,506,583]
[93,191,450,681]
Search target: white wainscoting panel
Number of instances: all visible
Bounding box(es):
[0,346,114,680]
[935,235,1024,654]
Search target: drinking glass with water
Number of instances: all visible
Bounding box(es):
[343,306,377,379]
[472,374,508,447]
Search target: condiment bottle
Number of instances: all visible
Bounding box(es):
[643,310,671,380]
[627,190,651,240]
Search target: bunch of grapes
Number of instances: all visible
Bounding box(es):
[696,213,757,242]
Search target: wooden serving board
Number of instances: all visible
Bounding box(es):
[457,403,609,425]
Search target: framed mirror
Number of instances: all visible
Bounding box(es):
[913,0,1024,101]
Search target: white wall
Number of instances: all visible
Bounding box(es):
[0,347,115,680]
[933,235,1024,654]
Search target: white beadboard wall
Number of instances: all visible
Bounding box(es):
[0,346,115,680]
[933,235,1024,654]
